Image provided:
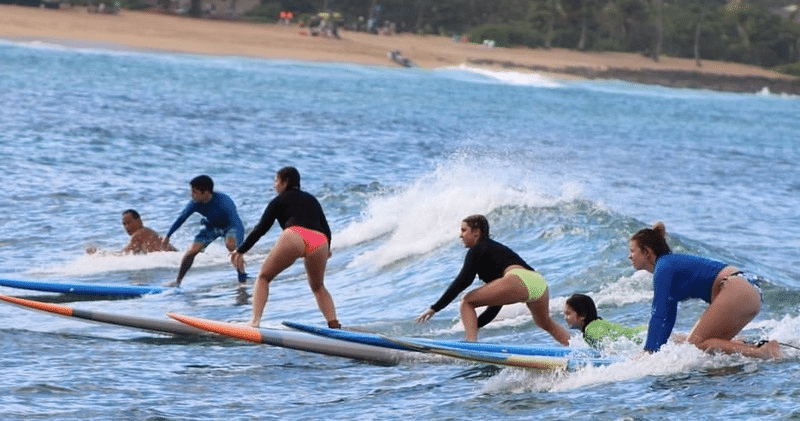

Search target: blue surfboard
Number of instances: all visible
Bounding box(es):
[384,336,617,371]
[283,321,598,358]
[0,278,164,297]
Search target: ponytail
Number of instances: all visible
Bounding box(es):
[631,221,671,258]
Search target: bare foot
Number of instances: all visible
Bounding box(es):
[757,340,782,360]
[163,280,181,287]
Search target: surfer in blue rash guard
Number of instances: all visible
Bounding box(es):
[629,221,780,359]
[162,175,247,287]
[416,214,570,344]
[229,167,340,329]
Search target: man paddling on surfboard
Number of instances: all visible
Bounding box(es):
[162,175,247,287]
[121,209,177,254]
[87,209,176,255]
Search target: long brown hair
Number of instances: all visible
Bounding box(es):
[462,214,490,241]
[566,294,599,333]
[631,221,671,258]
[277,166,301,190]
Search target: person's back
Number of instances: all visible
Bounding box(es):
[126,225,176,254]
[584,318,645,348]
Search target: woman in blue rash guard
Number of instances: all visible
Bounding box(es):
[416,214,570,344]
[629,221,780,359]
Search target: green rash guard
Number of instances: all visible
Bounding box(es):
[584,319,646,348]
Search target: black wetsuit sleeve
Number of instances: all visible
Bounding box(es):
[237,199,278,254]
[318,202,332,246]
[430,249,478,312]
[477,305,502,328]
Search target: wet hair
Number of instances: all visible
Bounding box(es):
[566,293,600,333]
[277,166,301,190]
[630,221,671,258]
[122,209,141,220]
[462,214,490,241]
[190,175,214,193]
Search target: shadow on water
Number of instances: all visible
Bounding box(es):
[453,364,505,380]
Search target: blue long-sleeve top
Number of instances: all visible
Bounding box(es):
[644,253,727,352]
[166,192,244,238]
[236,188,331,254]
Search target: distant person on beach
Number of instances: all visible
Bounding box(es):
[564,293,645,348]
[629,221,780,359]
[86,209,176,255]
[415,214,570,344]
[229,167,339,329]
[162,175,247,287]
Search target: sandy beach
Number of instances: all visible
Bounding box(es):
[2,5,798,93]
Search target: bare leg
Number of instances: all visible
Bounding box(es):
[459,276,529,341]
[526,288,570,345]
[164,242,204,287]
[688,277,780,359]
[304,243,337,326]
[248,230,304,327]
[225,237,247,283]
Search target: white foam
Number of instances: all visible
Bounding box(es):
[453,64,564,87]
[28,242,237,276]
[336,154,583,269]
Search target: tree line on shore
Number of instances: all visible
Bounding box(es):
[109,0,799,74]
[246,0,800,75]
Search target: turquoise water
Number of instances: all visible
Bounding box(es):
[1,39,799,420]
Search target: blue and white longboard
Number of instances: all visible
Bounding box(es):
[384,336,617,371]
[0,278,164,297]
[283,321,598,358]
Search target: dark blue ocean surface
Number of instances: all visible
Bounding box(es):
[1,40,799,420]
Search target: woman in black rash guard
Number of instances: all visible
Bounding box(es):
[416,214,569,344]
[230,167,340,329]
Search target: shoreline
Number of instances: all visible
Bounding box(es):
[2,6,799,94]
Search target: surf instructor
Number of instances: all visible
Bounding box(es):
[162,175,247,287]
[230,166,340,329]
[416,214,570,344]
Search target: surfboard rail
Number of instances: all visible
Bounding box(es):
[0,294,208,336]
[282,320,597,358]
[168,313,405,366]
[0,278,164,297]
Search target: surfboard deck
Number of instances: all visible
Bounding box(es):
[168,313,404,366]
[0,294,209,336]
[0,278,163,297]
[283,320,596,358]
[384,336,617,371]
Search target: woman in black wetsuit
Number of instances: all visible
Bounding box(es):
[230,167,340,329]
[416,214,569,344]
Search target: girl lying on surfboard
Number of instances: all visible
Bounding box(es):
[416,214,570,344]
[564,293,645,348]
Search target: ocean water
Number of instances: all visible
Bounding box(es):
[1,39,800,420]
